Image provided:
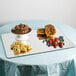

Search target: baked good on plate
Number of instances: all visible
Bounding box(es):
[45,24,56,38]
[37,28,45,35]
[11,24,31,34]
[37,34,47,40]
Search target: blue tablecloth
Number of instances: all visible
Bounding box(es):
[0,20,76,76]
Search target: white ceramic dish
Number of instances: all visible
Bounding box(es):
[12,31,32,45]
[1,29,74,58]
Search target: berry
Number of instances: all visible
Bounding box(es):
[59,41,63,44]
[49,40,52,44]
[50,38,53,40]
[59,36,63,39]
[59,41,63,48]
[59,45,63,48]
[55,38,59,42]
[52,39,55,41]
[59,36,64,41]
[43,40,45,43]
[62,40,64,42]
[54,45,56,48]
[54,41,58,46]
[52,39,55,44]
[52,41,54,44]
[46,42,50,47]
[54,42,56,45]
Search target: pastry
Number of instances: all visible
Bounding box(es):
[37,24,56,40]
[45,24,56,37]
[11,24,31,34]
[37,28,45,35]
[13,45,20,55]
[37,34,47,40]
[10,41,32,55]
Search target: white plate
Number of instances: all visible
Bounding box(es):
[1,29,74,58]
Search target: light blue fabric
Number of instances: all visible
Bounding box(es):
[0,59,75,76]
[67,60,75,76]
[0,20,76,76]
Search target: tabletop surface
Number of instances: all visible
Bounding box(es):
[0,20,76,65]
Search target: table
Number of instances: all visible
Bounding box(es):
[0,20,76,76]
